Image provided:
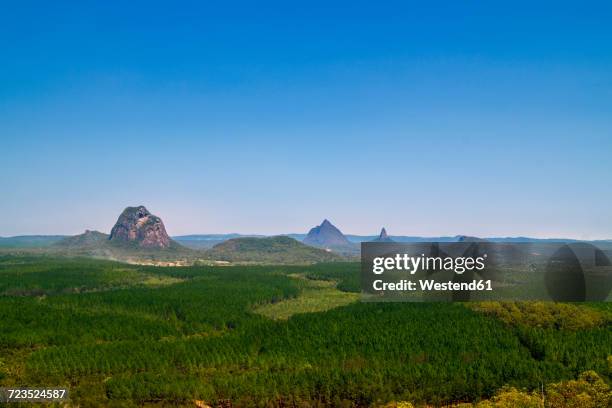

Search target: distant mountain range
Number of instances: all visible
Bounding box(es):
[2,207,612,263]
[173,234,612,245]
[0,206,351,264]
[51,206,191,260]
[8,233,608,249]
[0,235,66,247]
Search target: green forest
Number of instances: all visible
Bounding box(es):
[0,255,611,407]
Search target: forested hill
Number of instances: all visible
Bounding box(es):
[204,236,344,264]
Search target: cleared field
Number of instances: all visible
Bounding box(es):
[253,274,359,320]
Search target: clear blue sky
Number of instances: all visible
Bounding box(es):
[2,1,611,239]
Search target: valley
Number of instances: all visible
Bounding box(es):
[0,255,610,406]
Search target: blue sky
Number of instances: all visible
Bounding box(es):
[2,1,612,238]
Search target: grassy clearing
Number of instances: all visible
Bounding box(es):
[139,274,185,287]
[253,274,359,320]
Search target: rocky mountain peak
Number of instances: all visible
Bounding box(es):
[303,219,350,247]
[109,205,171,248]
[373,227,394,242]
[134,206,150,218]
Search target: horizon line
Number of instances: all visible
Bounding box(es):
[2,231,611,242]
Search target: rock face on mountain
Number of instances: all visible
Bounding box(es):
[372,227,394,242]
[109,206,171,248]
[303,219,350,248]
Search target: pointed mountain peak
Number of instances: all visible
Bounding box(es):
[372,227,394,242]
[303,219,350,248]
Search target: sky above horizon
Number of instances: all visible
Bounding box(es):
[2,1,612,239]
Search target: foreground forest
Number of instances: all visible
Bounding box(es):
[0,255,611,407]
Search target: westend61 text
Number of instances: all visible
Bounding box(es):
[372,279,493,292]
